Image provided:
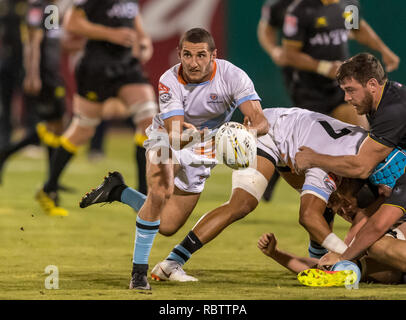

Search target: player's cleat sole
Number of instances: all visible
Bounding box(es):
[151,260,198,282]
[129,272,151,291]
[35,189,69,217]
[297,268,357,287]
[79,171,125,208]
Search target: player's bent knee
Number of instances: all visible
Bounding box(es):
[231,168,268,203]
[159,225,180,237]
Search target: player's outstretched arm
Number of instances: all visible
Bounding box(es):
[257,19,285,66]
[258,233,318,273]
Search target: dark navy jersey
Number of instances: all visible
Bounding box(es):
[368,81,406,150]
[27,0,62,84]
[261,0,294,29]
[0,0,27,61]
[282,0,360,90]
[73,0,140,63]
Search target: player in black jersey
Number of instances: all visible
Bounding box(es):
[281,0,399,128]
[35,0,158,216]
[0,0,66,184]
[295,53,406,267]
[0,0,28,149]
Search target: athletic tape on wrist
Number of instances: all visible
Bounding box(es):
[316,60,333,77]
[321,232,348,254]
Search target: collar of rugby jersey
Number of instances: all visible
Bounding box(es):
[177,60,217,86]
[375,80,388,111]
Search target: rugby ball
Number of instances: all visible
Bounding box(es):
[215,122,256,169]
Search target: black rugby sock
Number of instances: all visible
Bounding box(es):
[43,144,75,193]
[166,231,203,265]
[135,145,147,195]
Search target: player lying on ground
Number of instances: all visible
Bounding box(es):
[258,231,406,286]
[257,177,406,286]
[80,107,382,283]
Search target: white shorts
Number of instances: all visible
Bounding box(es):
[144,125,218,194]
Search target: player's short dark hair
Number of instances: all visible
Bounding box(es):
[179,28,216,52]
[337,53,387,86]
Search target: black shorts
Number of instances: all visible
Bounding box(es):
[75,57,149,103]
[385,172,406,213]
[290,84,345,115]
[24,82,66,121]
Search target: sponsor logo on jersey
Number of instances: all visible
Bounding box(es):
[159,92,172,103]
[324,173,339,192]
[158,82,170,93]
[107,2,138,19]
[283,14,298,37]
[158,82,172,103]
[315,16,328,28]
[309,29,349,46]
[27,7,43,25]
[207,93,223,104]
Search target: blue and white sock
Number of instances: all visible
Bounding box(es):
[133,216,160,265]
[308,240,328,259]
[121,187,147,212]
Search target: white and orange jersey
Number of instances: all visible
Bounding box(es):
[257,107,368,202]
[152,59,261,135]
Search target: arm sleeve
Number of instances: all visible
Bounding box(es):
[228,65,261,107]
[158,72,184,120]
[282,3,308,44]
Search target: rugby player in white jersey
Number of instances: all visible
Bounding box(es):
[149,107,374,281]
[80,28,269,291]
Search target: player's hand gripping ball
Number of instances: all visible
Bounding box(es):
[215,122,257,169]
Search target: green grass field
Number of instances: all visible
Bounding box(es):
[1,130,406,300]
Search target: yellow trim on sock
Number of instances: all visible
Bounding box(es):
[134,133,148,147]
[36,123,61,148]
[59,137,78,154]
